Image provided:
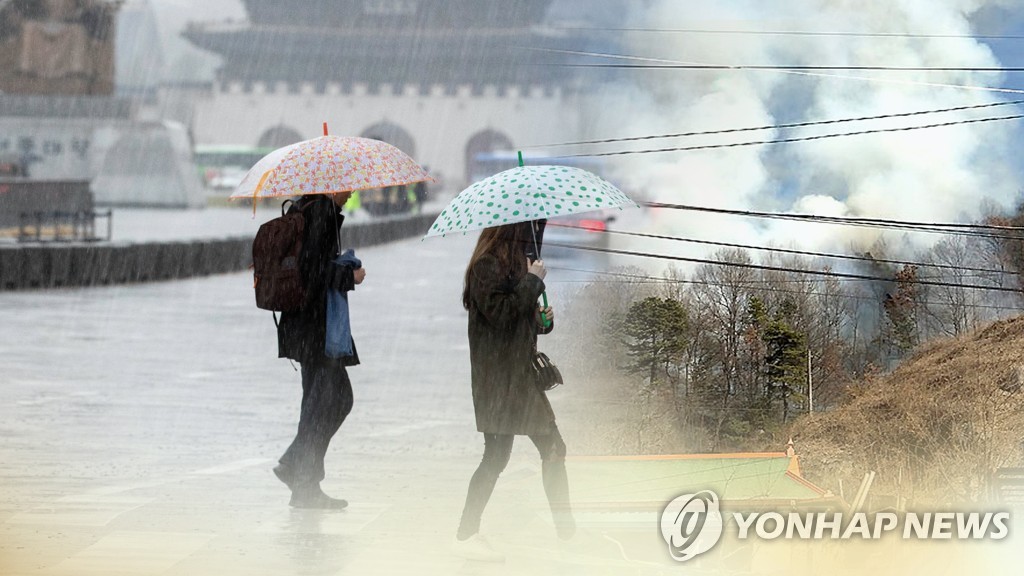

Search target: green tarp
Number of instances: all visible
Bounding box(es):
[568,456,826,507]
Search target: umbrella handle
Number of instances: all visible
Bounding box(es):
[540,291,551,328]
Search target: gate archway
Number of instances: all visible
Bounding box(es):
[465,129,514,182]
[359,122,416,158]
[257,125,303,148]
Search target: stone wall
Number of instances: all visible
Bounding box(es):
[0,212,438,291]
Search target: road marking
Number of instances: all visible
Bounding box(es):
[73,482,167,496]
[339,543,464,574]
[190,458,271,476]
[38,531,214,575]
[358,420,448,438]
[15,390,99,406]
[6,496,152,527]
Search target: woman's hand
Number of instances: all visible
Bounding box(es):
[527,259,547,280]
[354,267,367,285]
[539,306,554,325]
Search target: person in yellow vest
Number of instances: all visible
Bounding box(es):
[344,190,361,213]
[406,184,419,214]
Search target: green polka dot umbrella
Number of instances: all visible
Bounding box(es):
[424,164,637,238]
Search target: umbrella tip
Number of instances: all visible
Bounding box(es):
[517,150,524,167]
[323,122,329,136]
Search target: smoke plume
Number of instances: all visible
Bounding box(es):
[578,0,1023,264]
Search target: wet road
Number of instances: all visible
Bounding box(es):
[2,217,1020,575]
[0,230,663,576]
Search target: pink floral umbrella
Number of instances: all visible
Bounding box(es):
[231,134,432,202]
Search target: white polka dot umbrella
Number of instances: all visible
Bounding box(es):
[424,163,637,238]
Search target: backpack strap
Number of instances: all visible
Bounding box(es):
[286,195,325,214]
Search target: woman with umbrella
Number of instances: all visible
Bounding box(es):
[427,154,634,560]
[452,220,575,562]
[232,131,432,508]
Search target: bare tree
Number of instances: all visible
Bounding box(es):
[690,249,756,446]
[659,264,689,302]
[919,236,979,338]
[565,265,657,375]
[809,270,856,409]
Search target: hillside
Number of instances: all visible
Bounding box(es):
[791,315,1024,505]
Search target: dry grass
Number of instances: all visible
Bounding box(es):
[790,316,1024,505]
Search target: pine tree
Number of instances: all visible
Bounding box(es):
[620,297,689,387]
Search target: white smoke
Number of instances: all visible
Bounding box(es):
[580,0,1023,266]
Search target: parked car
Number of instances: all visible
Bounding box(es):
[206,165,248,190]
[541,210,616,268]
[0,154,27,178]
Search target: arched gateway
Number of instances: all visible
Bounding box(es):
[185,0,584,193]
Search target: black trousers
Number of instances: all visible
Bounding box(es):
[278,358,354,490]
[457,426,572,539]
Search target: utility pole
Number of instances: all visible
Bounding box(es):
[807,348,813,413]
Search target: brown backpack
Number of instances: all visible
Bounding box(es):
[252,200,312,312]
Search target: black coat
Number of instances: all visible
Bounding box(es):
[467,254,555,435]
[277,195,359,365]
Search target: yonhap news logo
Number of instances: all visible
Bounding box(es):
[660,491,725,562]
[659,490,1012,562]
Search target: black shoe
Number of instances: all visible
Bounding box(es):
[289,489,348,510]
[273,464,294,489]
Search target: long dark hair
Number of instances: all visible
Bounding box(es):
[462,222,534,310]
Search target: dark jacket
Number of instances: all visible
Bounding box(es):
[467,254,555,435]
[277,195,359,365]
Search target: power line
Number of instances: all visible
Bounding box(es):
[551,63,1024,72]
[644,202,1024,240]
[547,265,1024,312]
[524,47,1024,96]
[548,223,1021,276]
[526,99,1024,149]
[544,242,1024,294]
[552,263,1000,285]
[557,113,1024,158]
[550,26,1024,41]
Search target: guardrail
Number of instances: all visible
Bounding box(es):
[18,210,112,243]
[0,212,437,291]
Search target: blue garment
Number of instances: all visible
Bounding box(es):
[325,249,361,358]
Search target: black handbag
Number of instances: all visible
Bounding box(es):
[532,351,563,391]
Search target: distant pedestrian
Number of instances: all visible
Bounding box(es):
[273,191,366,509]
[394,184,410,214]
[452,221,575,562]
[413,180,427,213]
